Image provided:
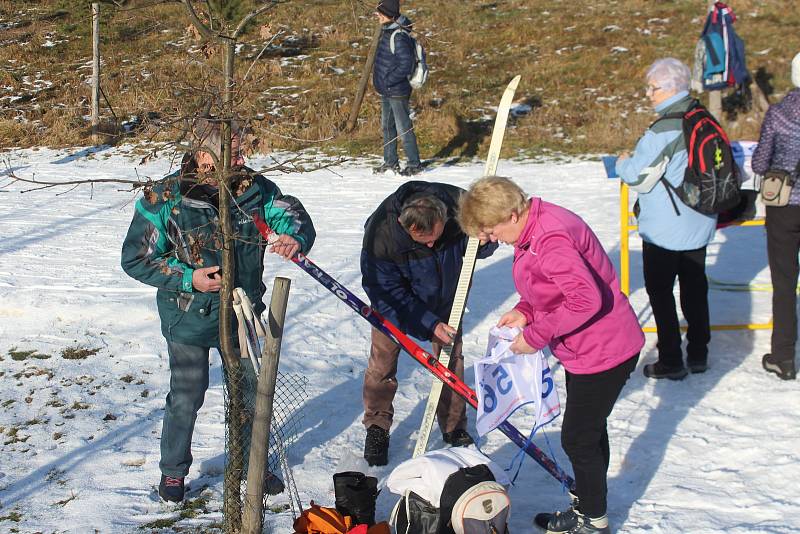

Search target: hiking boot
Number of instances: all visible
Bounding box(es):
[762,353,797,380]
[364,425,390,466]
[687,358,708,374]
[643,361,688,380]
[442,429,474,447]
[534,508,610,534]
[373,162,400,174]
[264,470,285,496]
[158,475,185,503]
[399,164,423,176]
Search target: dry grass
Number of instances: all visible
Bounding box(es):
[1,0,799,158]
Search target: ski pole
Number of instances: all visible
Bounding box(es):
[254,216,575,489]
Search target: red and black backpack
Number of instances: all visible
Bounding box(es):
[655,100,741,216]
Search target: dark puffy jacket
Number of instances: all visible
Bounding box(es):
[360,181,498,341]
[373,16,415,97]
[121,155,316,346]
[752,88,800,205]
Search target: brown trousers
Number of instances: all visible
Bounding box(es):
[362,327,467,434]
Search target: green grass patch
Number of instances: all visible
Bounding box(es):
[0,511,22,522]
[7,347,49,361]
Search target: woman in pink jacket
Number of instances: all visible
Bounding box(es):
[459,176,644,534]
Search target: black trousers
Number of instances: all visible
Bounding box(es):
[642,242,711,368]
[766,205,800,365]
[561,354,639,518]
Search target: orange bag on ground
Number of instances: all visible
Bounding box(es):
[292,501,390,534]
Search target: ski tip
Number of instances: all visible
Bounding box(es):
[508,74,521,90]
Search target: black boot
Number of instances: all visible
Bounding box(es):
[158,474,185,503]
[535,508,610,534]
[373,162,399,174]
[643,361,688,380]
[763,353,797,380]
[363,425,390,466]
[442,428,474,447]
[333,471,379,526]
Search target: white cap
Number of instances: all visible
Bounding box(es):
[793,52,800,88]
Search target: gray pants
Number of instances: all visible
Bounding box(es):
[159,340,261,478]
[362,328,467,434]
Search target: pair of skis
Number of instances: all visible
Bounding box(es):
[412,75,521,458]
[252,215,575,490]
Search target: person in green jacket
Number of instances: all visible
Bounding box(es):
[121,118,315,503]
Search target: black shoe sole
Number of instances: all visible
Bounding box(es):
[763,363,797,380]
[643,366,688,380]
[688,363,708,374]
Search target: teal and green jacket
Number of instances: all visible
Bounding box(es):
[121,157,315,346]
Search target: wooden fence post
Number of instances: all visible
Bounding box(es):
[91,3,100,144]
[242,277,292,534]
[706,0,723,121]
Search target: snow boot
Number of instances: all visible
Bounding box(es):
[687,358,708,374]
[442,429,474,447]
[400,164,423,176]
[762,353,797,380]
[364,425,390,466]
[158,475,185,503]
[643,361,688,380]
[333,471,379,526]
[535,508,610,534]
[373,162,400,174]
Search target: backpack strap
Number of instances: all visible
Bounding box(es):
[389,28,408,54]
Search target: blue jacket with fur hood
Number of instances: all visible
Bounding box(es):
[373,16,415,98]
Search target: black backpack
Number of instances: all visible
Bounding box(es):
[655,100,740,216]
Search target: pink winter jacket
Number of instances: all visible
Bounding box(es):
[513,198,644,374]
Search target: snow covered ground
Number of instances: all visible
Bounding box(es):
[0,146,797,533]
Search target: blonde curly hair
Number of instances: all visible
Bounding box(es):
[457,176,528,236]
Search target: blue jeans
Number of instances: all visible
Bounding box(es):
[381,95,420,167]
[159,341,276,478]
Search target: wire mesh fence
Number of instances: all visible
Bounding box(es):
[223,362,308,532]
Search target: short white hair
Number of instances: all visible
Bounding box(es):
[646,58,691,94]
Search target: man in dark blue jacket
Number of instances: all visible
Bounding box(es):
[373,0,422,176]
[360,181,498,465]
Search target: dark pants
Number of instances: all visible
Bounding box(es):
[642,242,710,368]
[362,327,466,434]
[561,354,639,518]
[381,95,421,167]
[160,341,263,478]
[766,205,800,366]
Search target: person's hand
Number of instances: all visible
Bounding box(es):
[617,151,631,162]
[510,332,535,354]
[497,309,528,329]
[433,322,457,345]
[269,234,300,259]
[193,266,222,292]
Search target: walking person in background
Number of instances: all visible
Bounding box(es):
[751,52,800,381]
[360,181,497,466]
[372,0,423,176]
[617,58,717,380]
[459,176,644,534]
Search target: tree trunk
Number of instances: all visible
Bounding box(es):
[345,23,382,132]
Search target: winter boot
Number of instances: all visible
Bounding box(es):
[535,508,609,534]
[363,425,390,466]
[442,429,475,447]
[643,361,688,380]
[399,164,423,176]
[534,492,579,532]
[158,475,185,503]
[762,353,797,380]
[333,471,379,526]
[373,162,400,174]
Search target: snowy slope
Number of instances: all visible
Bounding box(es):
[0,146,797,533]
